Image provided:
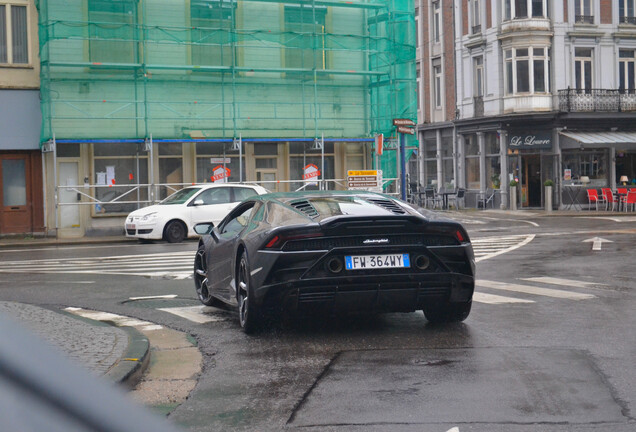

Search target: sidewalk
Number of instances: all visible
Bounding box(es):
[0,301,149,387]
[0,234,137,249]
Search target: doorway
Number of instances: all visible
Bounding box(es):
[257,170,279,192]
[1,154,31,233]
[522,155,542,207]
[58,161,84,237]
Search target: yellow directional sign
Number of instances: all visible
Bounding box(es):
[347,170,382,192]
[347,170,378,176]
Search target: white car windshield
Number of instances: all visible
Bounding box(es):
[160,187,201,205]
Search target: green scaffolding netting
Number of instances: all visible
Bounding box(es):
[38,0,417,151]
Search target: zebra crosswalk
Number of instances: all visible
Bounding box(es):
[474,278,597,304]
[0,234,535,279]
[0,251,196,279]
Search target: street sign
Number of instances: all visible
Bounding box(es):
[396,126,415,135]
[211,165,230,183]
[347,170,382,192]
[393,118,415,126]
[210,157,231,164]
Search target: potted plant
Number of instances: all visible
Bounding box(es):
[509,180,518,210]
[544,179,554,212]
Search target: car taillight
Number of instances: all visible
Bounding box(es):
[264,232,323,249]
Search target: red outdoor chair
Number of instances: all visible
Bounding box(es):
[601,188,619,211]
[624,191,636,212]
[586,189,604,211]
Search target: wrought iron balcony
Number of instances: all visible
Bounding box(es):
[574,15,594,24]
[558,88,636,112]
[473,96,484,117]
[620,16,636,25]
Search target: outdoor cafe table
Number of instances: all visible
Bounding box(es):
[439,189,456,210]
[562,184,585,210]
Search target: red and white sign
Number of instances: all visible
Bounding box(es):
[303,164,321,183]
[375,134,384,156]
[211,165,231,183]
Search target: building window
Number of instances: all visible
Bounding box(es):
[416,61,421,111]
[432,1,440,43]
[473,56,484,97]
[619,0,636,24]
[504,46,549,95]
[88,0,138,64]
[0,2,28,64]
[619,49,635,93]
[464,135,480,190]
[433,59,442,108]
[574,47,593,92]
[471,0,481,34]
[574,0,593,24]
[503,0,547,20]
[441,137,454,187]
[196,142,244,184]
[485,133,501,189]
[191,0,236,67]
[284,5,327,70]
[423,138,437,186]
[92,143,148,214]
[288,142,335,191]
[562,149,608,186]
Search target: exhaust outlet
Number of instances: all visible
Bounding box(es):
[326,258,343,273]
[415,255,430,270]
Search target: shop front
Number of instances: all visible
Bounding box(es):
[507,129,556,209]
[558,131,636,209]
[44,139,372,237]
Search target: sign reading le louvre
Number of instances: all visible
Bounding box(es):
[508,131,552,149]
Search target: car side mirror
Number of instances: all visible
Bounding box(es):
[194,222,215,235]
[192,199,204,206]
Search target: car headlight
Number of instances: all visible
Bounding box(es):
[141,213,158,222]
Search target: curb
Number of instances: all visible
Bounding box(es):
[56,308,151,388]
[105,325,151,389]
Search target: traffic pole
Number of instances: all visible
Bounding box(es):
[400,132,406,201]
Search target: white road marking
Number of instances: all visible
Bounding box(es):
[582,236,613,251]
[472,234,535,262]
[473,292,535,304]
[0,243,144,254]
[0,250,196,279]
[128,294,178,301]
[158,305,229,324]
[518,219,540,227]
[64,307,163,331]
[520,277,606,287]
[477,280,596,300]
[580,216,636,223]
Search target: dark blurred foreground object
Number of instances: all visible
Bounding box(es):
[0,313,180,432]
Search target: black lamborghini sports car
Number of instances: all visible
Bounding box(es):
[193,190,475,332]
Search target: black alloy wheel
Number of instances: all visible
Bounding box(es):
[164,220,186,243]
[194,245,220,307]
[423,301,472,323]
[237,251,260,333]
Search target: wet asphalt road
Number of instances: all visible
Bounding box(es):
[0,211,634,432]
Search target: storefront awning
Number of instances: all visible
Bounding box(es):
[560,131,636,148]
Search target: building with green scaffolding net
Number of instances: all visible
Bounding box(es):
[37,0,416,236]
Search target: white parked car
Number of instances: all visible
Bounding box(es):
[125,184,269,243]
